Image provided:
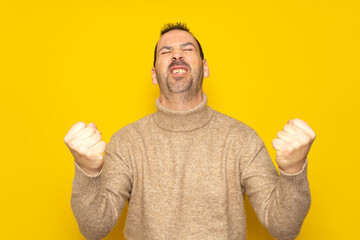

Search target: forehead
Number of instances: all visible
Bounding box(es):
[157,30,197,49]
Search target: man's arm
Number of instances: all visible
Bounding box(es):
[65,122,132,240]
[240,119,315,240]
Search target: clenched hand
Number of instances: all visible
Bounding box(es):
[272,119,316,174]
[64,122,106,175]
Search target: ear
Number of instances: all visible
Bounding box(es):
[203,59,209,78]
[151,67,158,85]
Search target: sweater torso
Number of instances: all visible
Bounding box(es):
[115,95,253,239]
[71,93,311,240]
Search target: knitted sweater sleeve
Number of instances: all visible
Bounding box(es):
[71,132,133,240]
[240,129,311,240]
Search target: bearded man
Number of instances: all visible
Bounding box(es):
[65,22,315,240]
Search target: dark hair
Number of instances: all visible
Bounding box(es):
[153,22,204,67]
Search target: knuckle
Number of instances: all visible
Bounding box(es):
[88,127,96,134]
[81,128,93,137]
[76,121,86,127]
[67,142,74,150]
[293,118,301,123]
[95,134,102,141]
[93,135,100,142]
[81,129,89,136]
[311,131,316,140]
[73,121,86,130]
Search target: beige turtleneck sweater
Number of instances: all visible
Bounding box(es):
[71,93,311,240]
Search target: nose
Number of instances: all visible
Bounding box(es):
[172,49,184,61]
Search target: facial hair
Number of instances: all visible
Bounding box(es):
[165,59,193,93]
[156,59,204,103]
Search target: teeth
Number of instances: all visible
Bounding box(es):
[172,69,187,74]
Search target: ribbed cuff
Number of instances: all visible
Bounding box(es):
[279,158,308,176]
[74,161,103,177]
[279,159,309,193]
[72,161,102,192]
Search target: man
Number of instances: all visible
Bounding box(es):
[64,23,315,240]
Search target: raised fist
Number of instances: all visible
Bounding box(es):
[272,118,316,174]
[64,122,106,175]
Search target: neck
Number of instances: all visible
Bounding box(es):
[154,92,214,132]
[159,90,203,111]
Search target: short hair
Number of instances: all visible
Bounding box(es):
[153,22,204,67]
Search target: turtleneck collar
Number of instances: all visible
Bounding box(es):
[153,93,214,132]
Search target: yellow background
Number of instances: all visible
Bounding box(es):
[1,0,359,239]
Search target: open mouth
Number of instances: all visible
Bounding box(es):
[170,66,189,75]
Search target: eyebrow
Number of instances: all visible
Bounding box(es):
[180,42,196,48]
[158,42,197,54]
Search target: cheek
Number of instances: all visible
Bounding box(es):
[156,58,170,72]
[188,55,202,67]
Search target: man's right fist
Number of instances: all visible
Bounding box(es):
[64,121,106,175]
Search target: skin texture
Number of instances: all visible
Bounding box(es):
[64,29,316,176]
[272,118,316,174]
[64,122,106,175]
[151,30,209,111]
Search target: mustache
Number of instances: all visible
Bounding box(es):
[168,59,191,71]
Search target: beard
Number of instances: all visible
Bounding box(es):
[158,59,203,94]
[165,75,193,93]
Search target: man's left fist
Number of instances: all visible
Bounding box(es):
[272,118,316,174]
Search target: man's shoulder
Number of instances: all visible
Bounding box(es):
[211,109,264,147]
[212,109,255,135]
[110,113,155,140]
